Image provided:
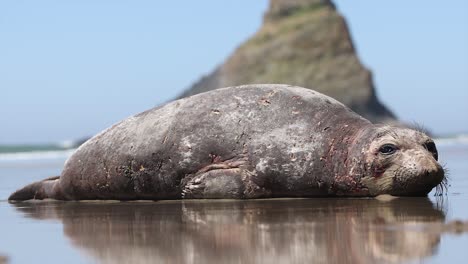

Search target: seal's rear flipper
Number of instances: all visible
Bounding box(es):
[8,176,63,201]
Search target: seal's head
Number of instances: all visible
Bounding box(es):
[356,125,446,196]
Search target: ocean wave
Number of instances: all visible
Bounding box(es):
[435,134,468,146]
[0,149,76,161]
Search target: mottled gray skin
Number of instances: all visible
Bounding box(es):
[9,84,445,201]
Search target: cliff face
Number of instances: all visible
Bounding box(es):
[178,0,395,123]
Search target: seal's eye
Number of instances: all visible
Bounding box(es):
[379,144,397,155]
[423,141,438,161]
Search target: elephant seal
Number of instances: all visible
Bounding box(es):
[9,84,446,201]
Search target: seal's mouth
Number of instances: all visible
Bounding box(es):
[391,165,447,197]
[361,163,447,197]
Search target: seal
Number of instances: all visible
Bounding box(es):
[8,84,446,201]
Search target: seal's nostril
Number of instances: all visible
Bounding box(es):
[423,141,438,161]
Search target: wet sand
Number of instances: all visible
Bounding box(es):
[1,143,467,264]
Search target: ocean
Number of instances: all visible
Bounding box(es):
[0,139,467,264]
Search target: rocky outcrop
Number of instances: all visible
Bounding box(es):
[177,0,396,123]
[0,255,8,264]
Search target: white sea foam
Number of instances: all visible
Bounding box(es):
[0,149,76,161]
[435,134,468,146]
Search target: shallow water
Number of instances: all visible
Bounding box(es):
[0,143,467,264]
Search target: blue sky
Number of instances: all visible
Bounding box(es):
[1,0,467,144]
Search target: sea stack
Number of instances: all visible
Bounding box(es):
[178,0,395,123]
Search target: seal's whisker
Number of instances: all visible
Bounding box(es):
[434,177,448,196]
[409,121,431,135]
[441,163,450,176]
[434,195,448,212]
[434,164,450,196]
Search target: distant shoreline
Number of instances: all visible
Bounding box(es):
[0,144,70,154]
[434,134,468,146]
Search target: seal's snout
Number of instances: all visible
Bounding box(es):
[390,149,446,196]
[423,163,446,194]
[416,147,445,188]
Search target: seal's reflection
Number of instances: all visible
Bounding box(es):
[13,198,444,264]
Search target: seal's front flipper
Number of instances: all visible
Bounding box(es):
[182,168,244,199]
[8,176,63,201]
[181,168,269,199]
